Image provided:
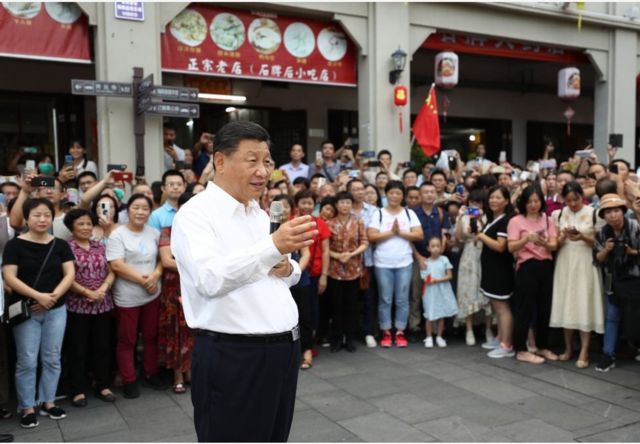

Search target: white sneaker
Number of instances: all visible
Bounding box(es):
[635,353,640,362]
[436,336,447,348]
[481,338,500,350]
[485,329,495,343]
[465,330,476,346]
[365,335,377,348]
[424,336,433,348]
[487,345,515,359]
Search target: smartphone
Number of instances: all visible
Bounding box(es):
[136,165,145,177]
[402,161,416,169]
[175,160,185,170]
[64,154,74,169]
[107,164,127,171]
[575,150,592,159]
[367,160,381,167]
[270,169,284,182]
[539,159,557,170]
[466,207,481,217]
[499,151,507,163]
[455,184,465,195]
[66,188,79,205]
[112,171,133,182]
[315,151,323,162]
[348,170,360,178]
[25,160,36,171]
[100,201,110,217]
[361,151,376,159]
[609,163,619,174]
[317,177,327,188]
[31,176,55,188]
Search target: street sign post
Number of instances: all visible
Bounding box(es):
[71,68,200,175]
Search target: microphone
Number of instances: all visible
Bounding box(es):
[269,200,283,234]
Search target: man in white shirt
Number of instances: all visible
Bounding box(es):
[171,121,317,442]
[163,122,185,171]
[466,144,493,172]
[279,143,309,182]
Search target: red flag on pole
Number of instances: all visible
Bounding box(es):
[412,84,441,157]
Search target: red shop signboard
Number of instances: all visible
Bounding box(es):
[0,2,90,63]
[161,5,357,87]
[423,32,590,64]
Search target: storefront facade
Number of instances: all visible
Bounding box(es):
[1,2,639,179]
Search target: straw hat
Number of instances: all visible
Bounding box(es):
[597,193,627,218]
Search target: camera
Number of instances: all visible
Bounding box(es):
[367,160,381,167]
[613,238,627,260]
[31,176,55,188]
[401,161,416,169]
[447,155,457,171]
[466,207,481,217]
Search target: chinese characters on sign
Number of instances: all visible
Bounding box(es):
[161,5,356,86]
[115,2,144,22]
[423,32,589,64]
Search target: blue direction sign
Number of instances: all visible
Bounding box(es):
[150,86,199,102]
[114,2,144,21]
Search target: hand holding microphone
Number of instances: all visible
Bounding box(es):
[270,201,317,255]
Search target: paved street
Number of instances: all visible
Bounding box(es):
[1,339,640,442]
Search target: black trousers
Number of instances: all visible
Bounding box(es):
[291,286,314,351]
[328,277,359,343]
[191,334,300,442]
[512,259,554,352]
[66,311,113,396]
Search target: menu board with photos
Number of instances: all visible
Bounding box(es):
[161,4,357,87]
[0,2,90,63]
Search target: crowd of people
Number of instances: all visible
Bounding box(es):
[0,123,639,434]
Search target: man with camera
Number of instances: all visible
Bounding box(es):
[593,193,640,372]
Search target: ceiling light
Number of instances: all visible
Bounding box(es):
[198,93,247,102]
[469,134,476,141]
[225,107,237,113]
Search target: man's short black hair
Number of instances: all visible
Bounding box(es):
[419,181,435,190]
[346,178,364,192]
[213,121,270,156]
[294,189,315,205]
[163,122,177,132]
[0,182,19,193]
[77,171,97,182]
[162,169,185,185]
[595,177,617,198]
[430,169,447,182]
[377,149,392,160]
[403,169,418,180]
[406,186,420,194]
[310,173,326,180]
[320,140,334,149]
[293,177,310,188]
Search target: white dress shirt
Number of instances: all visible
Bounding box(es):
[279,162,309,182]
[171,182,300,334]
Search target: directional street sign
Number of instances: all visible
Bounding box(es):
[150,86,199,102]
[144,102,200,118]
[72,79,133,97]
[137,73,154,97]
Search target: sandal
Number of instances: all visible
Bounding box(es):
[537,349,559,361]
[300,359,313,370]
[576,359,589,369]
[172,383,187,394]
[516,351,545,365]
[558,352,572,361]
[0,409,12,420]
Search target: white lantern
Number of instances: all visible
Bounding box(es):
[558,67,580,100]
[435,51,458,89]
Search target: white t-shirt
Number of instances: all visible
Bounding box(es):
[369,207,420,268]
[75,160,98,176]
[106,224,161,308]
[163,144,185,171]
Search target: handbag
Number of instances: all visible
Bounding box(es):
[4,239,56,327]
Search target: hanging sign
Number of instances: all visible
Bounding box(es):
[434,51,458,89]
[0,2,90,63]
[161,4,357,86]
[423,32,589,64]
[115,2,144,22]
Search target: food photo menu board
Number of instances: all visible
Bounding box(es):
[0,2,90,63]
[161,5,357,87]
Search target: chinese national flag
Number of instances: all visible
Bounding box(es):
[412,84,441,157]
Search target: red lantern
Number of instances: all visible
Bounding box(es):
[394,85,408,106]
[394,85,408,132]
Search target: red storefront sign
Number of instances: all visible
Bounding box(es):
[0,3,90,63]
[423,32,589,64]
[161,5,357,86]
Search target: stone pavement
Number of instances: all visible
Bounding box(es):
[1,339,640,442]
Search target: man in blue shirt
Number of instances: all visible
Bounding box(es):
[408,182,450,338]
[148,170,186,231]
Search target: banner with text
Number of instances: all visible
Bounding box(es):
[423,32,589,64]
[161,5,357,86]
[0,2,90,63]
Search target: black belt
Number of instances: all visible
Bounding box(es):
[195,325,300,344]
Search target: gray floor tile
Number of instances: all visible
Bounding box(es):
[494,418,576,442]
[450,375,538,404]
[368,392,442,425]
[509,395,609,431]
[300,390,377,421]
[58,404,127,441]
[338,412,435,442]
[290,409,361,442]
[414,415,490,442]
[533,369,622,395]
[577,421,640,442]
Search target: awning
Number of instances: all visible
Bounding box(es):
[161,4,357,87]
[0,2,90,64]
